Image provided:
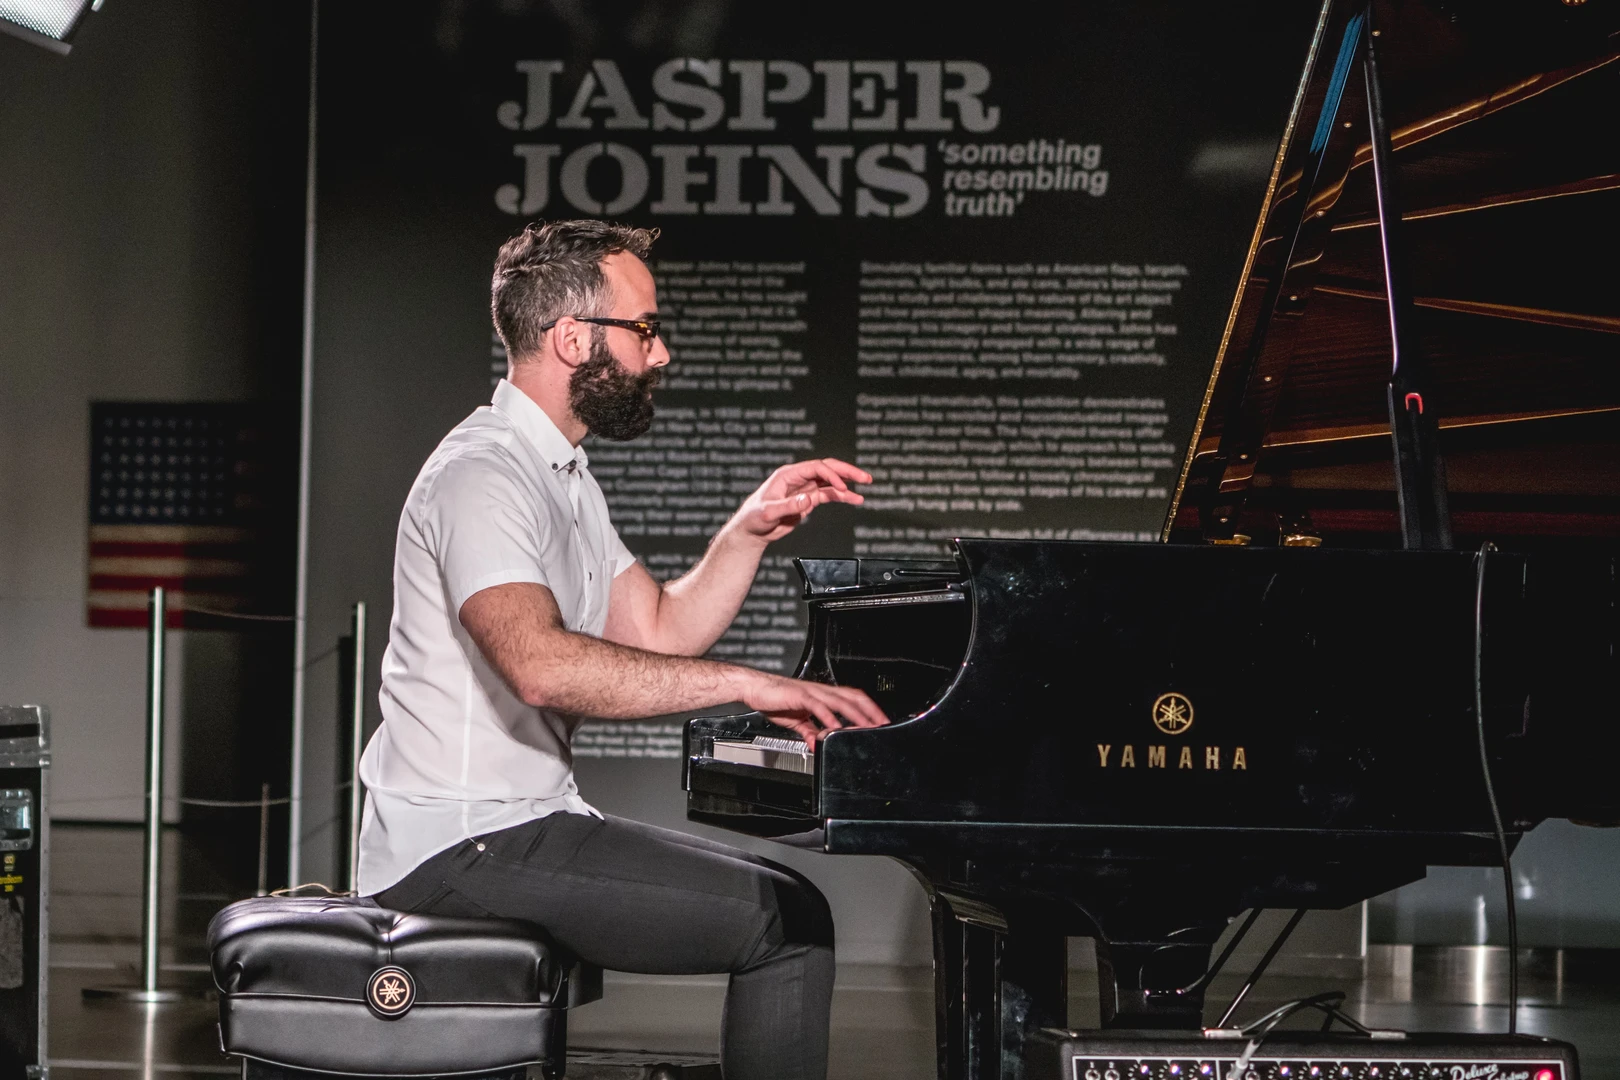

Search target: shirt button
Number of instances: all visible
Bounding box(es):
[476,842,486,852]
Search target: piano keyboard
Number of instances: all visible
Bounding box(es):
[711,736,813,774]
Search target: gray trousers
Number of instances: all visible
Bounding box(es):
[375,812,835,1080]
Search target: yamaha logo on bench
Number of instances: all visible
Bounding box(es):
[366,966,416,1019]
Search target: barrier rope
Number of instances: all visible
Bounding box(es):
[51,780,351,809]
[175,606,299,623]
[55,600,360,810]
[65,592,375,902]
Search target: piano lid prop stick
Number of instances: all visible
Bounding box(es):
[1363,0,1454,549]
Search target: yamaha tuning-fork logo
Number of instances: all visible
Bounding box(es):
[1150,692,1194,736]
[366,966,416,1019]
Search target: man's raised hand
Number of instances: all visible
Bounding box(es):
[730,458,871,543]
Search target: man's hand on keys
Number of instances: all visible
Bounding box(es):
[736,668,889,745]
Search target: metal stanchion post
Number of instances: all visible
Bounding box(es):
[84,587,194,1002]
[347,601,367,894]
[138,585,166,993]
[256,782,271,897]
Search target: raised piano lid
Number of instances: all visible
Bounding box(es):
[1164,0,1620,548]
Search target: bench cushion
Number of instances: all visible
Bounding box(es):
[209,896,591,1077]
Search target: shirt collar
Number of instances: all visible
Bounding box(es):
[491,379,588,473]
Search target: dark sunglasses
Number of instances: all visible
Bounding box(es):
[540,315,662,344]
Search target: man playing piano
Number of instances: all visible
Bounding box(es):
[358,219,885,1080]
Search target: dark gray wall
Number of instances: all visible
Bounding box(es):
[293,0,1620,955]
[0,2,305,877]
[292,0,1352,962]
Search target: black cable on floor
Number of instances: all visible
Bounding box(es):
[1474,540,1518,1034]
[1179,908,1265,997]
[1241,991,1369,1038]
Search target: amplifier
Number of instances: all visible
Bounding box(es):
[1026,1030,1579,1080]
[0,705,50,1080]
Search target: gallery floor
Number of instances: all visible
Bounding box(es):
[41,824,1620,1079]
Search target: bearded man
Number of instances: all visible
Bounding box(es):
[357,220,884,1080]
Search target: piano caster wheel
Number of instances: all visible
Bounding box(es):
[648,1065,682,1080]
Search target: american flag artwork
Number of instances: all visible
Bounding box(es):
[87,403,290,628]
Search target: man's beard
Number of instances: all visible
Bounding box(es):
[568,327,660,441]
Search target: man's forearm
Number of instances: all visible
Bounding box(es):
[463,580,889,738]
[646,523,767,655]
[514,622,752,718]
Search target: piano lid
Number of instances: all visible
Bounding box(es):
[1164,0,1620,546]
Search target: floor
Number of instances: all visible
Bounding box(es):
[35,825,1620,1079]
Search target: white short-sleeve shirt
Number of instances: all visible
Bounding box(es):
[357,379,638,895]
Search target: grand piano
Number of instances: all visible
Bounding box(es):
[683,1,1620,1077]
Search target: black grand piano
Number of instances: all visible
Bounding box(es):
[684,1,1620,1077]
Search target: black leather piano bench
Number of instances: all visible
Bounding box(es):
[208,896,603,1080]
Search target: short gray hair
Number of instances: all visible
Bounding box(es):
[491,219,658,361]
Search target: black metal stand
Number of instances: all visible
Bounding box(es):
[1213,908,1307,1028]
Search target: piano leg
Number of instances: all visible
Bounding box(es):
[930,892,1067,1080]
[999,926,1068,1080]
[931,894,990,1080]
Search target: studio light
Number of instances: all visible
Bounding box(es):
[0,0,101,55]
